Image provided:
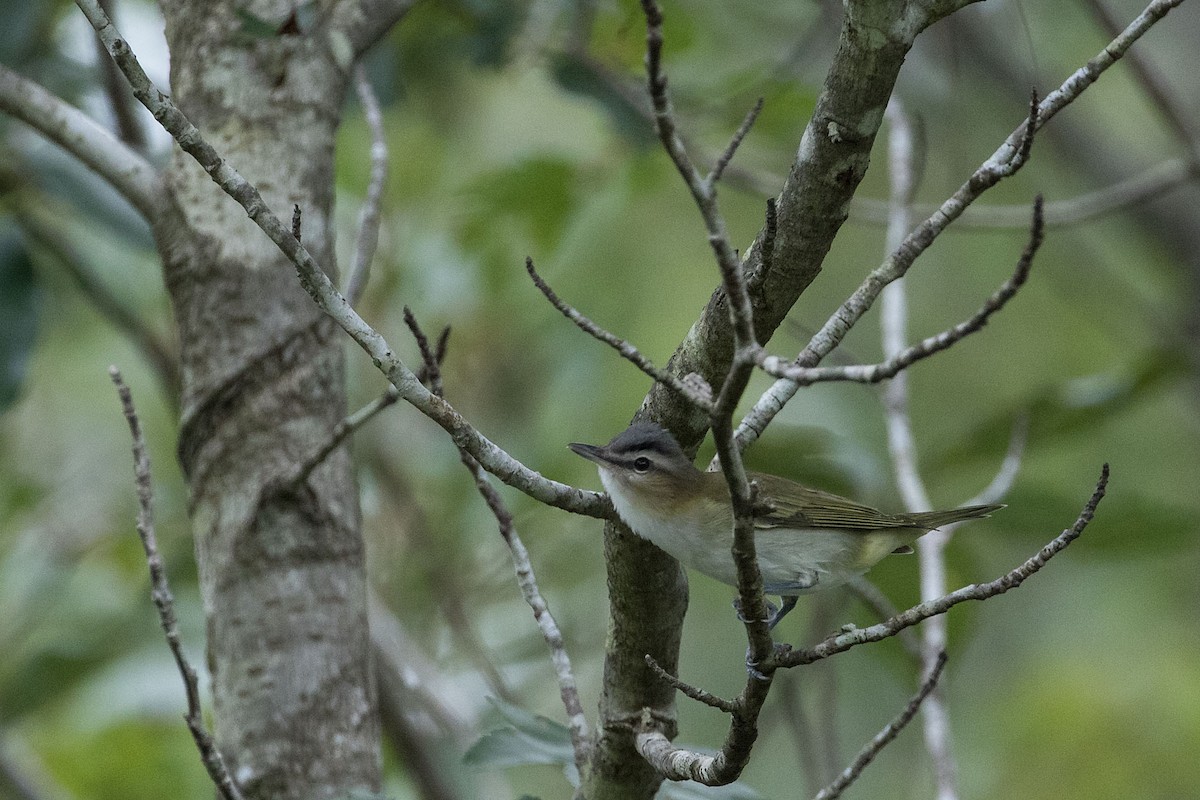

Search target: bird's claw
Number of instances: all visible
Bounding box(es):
[732,597,777,625]
[745,647,772,682]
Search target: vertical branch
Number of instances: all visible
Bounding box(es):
[402,310,591,773]
[879,98,959,800]
[346,63,389,305]
[109,367,244,800]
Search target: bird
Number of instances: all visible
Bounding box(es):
[569,421,1001,629]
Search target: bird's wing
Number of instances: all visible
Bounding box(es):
[749,473,912,532]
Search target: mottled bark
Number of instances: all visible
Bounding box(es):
[153,3,378,797]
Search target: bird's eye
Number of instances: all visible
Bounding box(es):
[633,456,651,473]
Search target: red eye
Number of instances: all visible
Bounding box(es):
[633,457,651,472]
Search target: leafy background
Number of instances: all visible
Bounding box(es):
[1,0,1198,798]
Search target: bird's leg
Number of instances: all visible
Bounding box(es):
[765,595,798,630]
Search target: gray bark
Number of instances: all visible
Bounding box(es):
[153,3,379,797]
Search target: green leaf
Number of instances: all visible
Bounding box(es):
[0,221,41,411]
[549,51,656,147]
[463,697,577,785]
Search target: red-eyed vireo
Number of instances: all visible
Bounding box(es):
[570,422,1001,629]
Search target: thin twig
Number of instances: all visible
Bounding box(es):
[109,367,245,800]
[737,0,1185,452]
[644,655,738,714]
[756,196,1045,387]
[280,387,400,489]
[75,0,607,519]
[524,257,713,411]
[710,97,764,186]
[95,0,147,152]
[851,155,1196,228]
[843,577,921,661]
[812,652,949,800]
[779,463,1109,668]
[345,63,389,305]
[402,311,592,774]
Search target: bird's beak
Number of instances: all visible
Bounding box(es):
[568,442,609,465]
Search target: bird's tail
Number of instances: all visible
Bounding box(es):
[904,504,1004,530]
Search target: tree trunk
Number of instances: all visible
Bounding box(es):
[153,3,379,797]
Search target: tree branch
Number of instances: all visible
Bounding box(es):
[634,3,779,785]
[812,652,949,800]
[403,310,592,774]
[737,0,1186,450]
[109,367,244,800]
[327,0,423,60]
[0,64,161,221]
[778,464,1109,668]
[756,196,1044,387]
[76,0,609,520]
[525,256,713,411]
[345,63,389,305]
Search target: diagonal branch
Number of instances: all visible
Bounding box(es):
[0,64,161,221]
[402,310,592,774]
[345,64,389,305]
[525,257,713,411]
[737,0,1186,451]
[110,367,244,800]
[756,195,1044,386]
[812,652,949,800]
[76,0,608,520]
[778,464,1109,668]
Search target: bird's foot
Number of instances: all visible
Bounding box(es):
[732,596,776,625]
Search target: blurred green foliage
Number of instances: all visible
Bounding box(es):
[2,0,1199,799]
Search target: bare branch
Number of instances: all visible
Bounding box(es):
[756,196,1044,387]
[95,0,147,152]
[812,652,949,800]
[710,97,764,186]
[403,311,592,773]
[779,463,1110,668]
[736,0,1186,450]
[328,0,422,59]
[0,64,160,220]
[75,0,608,519]
[843,577,920,661]
[279,387,400,490]
[877,96,955,798]
[852,156,1196,229]
[644,655,738,714]
[345,64,389,305]
[109,367,245,800]
[525,257,713,411]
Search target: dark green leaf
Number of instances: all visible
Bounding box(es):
[463,697,574,770]
[550,51,656,147]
